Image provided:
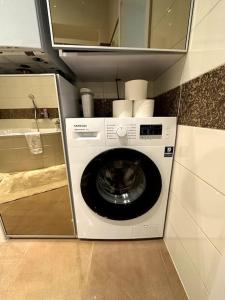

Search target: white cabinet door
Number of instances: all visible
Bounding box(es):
[0,0,41,49]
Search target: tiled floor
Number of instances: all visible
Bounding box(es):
[0,239,187,300]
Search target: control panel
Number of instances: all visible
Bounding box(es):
[106,124,137,140]
[105,118,176,146]
[66,117,177,148]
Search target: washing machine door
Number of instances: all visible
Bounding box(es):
[81,148,162,220]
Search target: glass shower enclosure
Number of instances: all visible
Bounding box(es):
[0,74,79,238]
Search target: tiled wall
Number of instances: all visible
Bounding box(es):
[153,0,225,96]
[154,1,225,299]
[0,75,59,129]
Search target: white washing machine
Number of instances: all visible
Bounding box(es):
[66,117,177,239]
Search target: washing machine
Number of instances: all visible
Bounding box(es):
[66,117,176,239]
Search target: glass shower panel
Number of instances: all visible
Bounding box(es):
[0,75,74,237]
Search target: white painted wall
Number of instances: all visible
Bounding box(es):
[0,0,41,49]
[155,1,225,299]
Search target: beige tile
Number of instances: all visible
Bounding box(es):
[0,75,58,109]
[0,239,186,300]
[83,240,185,300]
[0,240,31,292]
[1,240,93,300]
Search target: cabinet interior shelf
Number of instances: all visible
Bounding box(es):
[60,50,185,81]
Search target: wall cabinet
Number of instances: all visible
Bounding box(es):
[47,0,194,51]
[46,0,194,81]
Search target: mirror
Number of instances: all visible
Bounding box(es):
[0,75,75,237]
[48,0,193,50]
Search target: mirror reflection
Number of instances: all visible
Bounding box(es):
[49,0,192,50]
[0,75,74,236]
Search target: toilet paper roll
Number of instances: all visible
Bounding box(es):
[125,80,148,100]
[113,100,133,118]
[133,99,155,117]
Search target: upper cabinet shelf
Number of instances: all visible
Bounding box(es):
[47,0,194,52]
[59,50,184,81]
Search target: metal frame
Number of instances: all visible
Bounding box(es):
[185,0,195,51]
[55,74,78,238]
[46,0,195,53]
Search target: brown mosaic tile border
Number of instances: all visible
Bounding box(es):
[179,64,225,129]
[0,108,59,119]
[154,64,225,130]
[94,99,113,117]
[154,86,181,117]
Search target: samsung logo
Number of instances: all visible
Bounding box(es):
[74,125,87,127]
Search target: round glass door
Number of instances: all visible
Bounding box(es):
[81,148,162,220]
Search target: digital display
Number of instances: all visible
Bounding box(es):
[140,124,162,136]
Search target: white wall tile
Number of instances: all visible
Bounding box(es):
[208,254,225,300]
[153,0,225,96]
[191,0,222,29]
[167,192,222,292]
[165,223,209,300]
[153,56,185,95]
[175,125,225,195]
[171,161,225,254]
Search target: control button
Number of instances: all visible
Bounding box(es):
[116,127,127,137]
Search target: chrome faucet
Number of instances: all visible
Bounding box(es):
[28,94,38,120]
[28,94,40,132]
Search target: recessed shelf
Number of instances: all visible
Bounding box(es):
[60,50,185,81]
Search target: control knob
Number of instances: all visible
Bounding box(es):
[116,126,127,137]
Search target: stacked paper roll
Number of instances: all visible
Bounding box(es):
[125,80,148,100]
[113,100,133,118]
[133,99,155,117]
